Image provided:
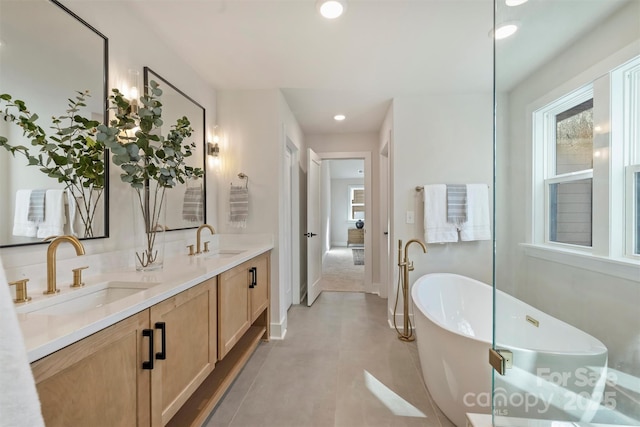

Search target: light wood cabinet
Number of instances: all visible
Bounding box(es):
[150,278,216,426]
[31,311,151,427]
[249,252,270,324]
[217,260,251,359]
[32,251,270,427]
[348,227,364,245]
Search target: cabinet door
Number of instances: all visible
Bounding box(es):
[149,278,217,426]
[218,260,251,359]
[249,252,270,323]
[31,311,151,427]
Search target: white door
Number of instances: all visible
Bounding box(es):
[306,148,322,306]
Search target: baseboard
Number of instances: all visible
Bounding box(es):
[387,307,415,330]
[270,315,287,340]
[331,241,348,247]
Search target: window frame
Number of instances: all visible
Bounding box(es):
[530,54,640,270]
[348,185,365,222]
[538,85,594,251]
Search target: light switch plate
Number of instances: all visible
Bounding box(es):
[406,211,415,224]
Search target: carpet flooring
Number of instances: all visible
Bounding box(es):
[321,246,365,292]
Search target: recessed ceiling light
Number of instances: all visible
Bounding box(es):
[334,114,346,121]
[505,0,528,6]
[317,0,346,19]
[491,23,519,40]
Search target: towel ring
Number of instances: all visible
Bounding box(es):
[235,172,249,189]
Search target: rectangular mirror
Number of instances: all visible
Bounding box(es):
[143,67,206,230]
[0,0,109,247]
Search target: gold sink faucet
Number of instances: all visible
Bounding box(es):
[196,224,216,254]
[45,235,86,295]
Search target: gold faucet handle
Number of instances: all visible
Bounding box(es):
[71,266,89,288]
[203,241,210,253]
[408,261,415,272]
[187,244,196,256]
[9,279,31,303]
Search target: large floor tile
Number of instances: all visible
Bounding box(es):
[204,291,455,427]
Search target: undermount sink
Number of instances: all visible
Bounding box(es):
[201,249,244,259]
[15,281,158,316]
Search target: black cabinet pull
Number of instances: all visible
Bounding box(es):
[249,267,257,288]
[155,322,167,360]
[142,329,154,370]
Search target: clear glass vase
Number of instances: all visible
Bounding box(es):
[132,184,166,271]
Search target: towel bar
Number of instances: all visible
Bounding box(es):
[415,184,489,192]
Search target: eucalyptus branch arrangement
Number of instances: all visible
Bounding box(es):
[0,91,105,237]
[97,80,204,268]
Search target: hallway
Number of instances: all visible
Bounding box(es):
[204,292,455,427]
[321,246,365,293]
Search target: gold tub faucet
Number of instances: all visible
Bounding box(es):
[403,239,427,271]
[196,224,216,254]
[45,235,86,295]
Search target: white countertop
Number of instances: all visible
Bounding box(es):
[16,242,273,363]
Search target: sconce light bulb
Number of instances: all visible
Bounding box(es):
[213,134,220,143]
[130,86,139,101]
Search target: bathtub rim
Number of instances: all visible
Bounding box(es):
[410,272,607,356]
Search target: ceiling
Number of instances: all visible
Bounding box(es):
[328,159,365,179]
[116,0,629,135]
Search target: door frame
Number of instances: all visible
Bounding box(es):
[317,151,374,294]
[284,136,301,306]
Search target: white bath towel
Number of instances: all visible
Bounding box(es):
[423,184,458,243]
[12,190,38,237]
[66,188,78,237]
[0,259,46,427]
[36,189,66,238]
[459,184,491,241]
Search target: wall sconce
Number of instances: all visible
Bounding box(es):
[126,69,140,113]
[208,125,223,157]
[207,142,220,157]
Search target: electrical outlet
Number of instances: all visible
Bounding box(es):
[406,211,415,224]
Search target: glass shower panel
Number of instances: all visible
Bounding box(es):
[493,0,640,425]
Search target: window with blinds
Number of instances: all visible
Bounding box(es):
[349,186,365,221]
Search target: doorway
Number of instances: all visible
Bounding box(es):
[318,152,377,293]
[320,159,366,292]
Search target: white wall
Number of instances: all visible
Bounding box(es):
[500,1,640,380]
[390,93,494,320]
[330,178,365,247]
[0,2,217,291]
[392,94,494,281]
[321,162,332,256]
[216,89,306,337]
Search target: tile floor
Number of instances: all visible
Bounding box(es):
[204,292,456,427]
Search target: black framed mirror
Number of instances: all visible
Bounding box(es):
[0,0,109,247]
[143,67,206,231]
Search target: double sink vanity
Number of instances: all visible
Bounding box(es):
[13,233,272,427]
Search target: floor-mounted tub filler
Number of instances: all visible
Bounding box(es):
[411,273,608,427]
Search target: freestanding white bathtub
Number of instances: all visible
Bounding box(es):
[411,273,608,427]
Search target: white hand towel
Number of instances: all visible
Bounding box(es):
[423,184,458,243]
[36,189,66,238]
[12,190,38,237]
[229,185,249,228]
[0,259,46,427]
[459,184,491,241]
